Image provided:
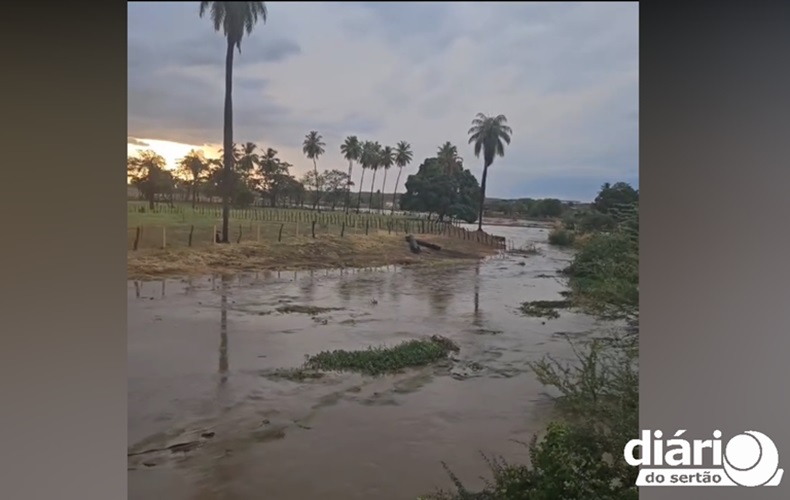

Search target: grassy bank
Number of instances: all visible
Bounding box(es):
[424,204,639,500]
[128,202,502,279]
[128,233,497,280]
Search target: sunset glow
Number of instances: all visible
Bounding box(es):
[127,138,221,170]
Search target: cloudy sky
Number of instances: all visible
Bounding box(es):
[128,1,638,201]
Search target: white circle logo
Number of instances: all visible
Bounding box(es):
[722,431,780,487]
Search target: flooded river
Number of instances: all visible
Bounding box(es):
[128,225,605,499]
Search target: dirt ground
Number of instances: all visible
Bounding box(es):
[128,232,499,280]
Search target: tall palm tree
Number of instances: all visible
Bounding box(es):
[356,141,375,213]
[177,149,207,208]
[340,136,362,214]
[391,141,413,215]
[467,113,512,231]
[378,145,394,212]
[437,141,462,174]
[366,142,382,211]
[236,142,260,174]
[302,130,326,210]
[199,1,268,243]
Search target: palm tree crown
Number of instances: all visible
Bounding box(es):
[302,131,326,160]
[199,2,268,51]
[467,112,513,230]
[467,113,512,168]
[395,141,413,168]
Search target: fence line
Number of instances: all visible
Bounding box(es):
[127,211,506,252]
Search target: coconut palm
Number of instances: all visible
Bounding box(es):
[356,141,375,213]
[236,142,260,174]
[391,141,413,215]
[199,1,268,242]
[437,141,462,174]
[378,145,394,212]
[467,113,512,231]
[177,150,208,208]
[366,142,382,211]
[302,130,326,210]
[340,136,362,214]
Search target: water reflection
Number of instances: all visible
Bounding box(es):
[219,275,229,385]
[473,262,482,327]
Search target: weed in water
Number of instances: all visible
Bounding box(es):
[276,305,341,315]
[519,300,572,320]
[303,335,459,376]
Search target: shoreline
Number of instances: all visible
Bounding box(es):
[128,233,499,280]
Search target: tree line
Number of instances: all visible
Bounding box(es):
[133,1,512,242]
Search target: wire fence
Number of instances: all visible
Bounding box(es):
[127,203,507,251]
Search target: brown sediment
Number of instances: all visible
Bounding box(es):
[127,233,497,280]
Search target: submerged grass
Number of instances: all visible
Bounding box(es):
[301,335,460,377]
[519,300,572,320]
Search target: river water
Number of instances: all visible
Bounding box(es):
[128,225,605,499]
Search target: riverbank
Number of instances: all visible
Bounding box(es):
[127,233,498,280]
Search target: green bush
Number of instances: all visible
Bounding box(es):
[547,227,576,247]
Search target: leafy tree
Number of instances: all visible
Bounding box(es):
[468,113,513,231]
[340,136,362,214]
[593,182,639,215]
[378,145,395,212]
[400,157,481,223]
[281,176,305,207]
[322,169,352,210]
[258,147,293,207]
[391,140,413,215]
[302,130,326,210]
[199,1,268,242]
[128,150,172,209]
[301,170,325,208]
[176,150,208,208]
[528,198,564,218]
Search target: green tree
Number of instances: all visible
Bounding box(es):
[593,182,639,215]
[258,147,292,207]
[391,140,413,215]
[378,145,395,212]
[340,135,362,214]
[322,169,352,210]
[467,112,513,231]
[399,157,481,223]
[200,1,267,242]
[128,150,171,209]
[302,130,326,210]
[176,150,207,208]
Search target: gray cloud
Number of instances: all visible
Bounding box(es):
[127,137,149,147]
[128,1,638,200]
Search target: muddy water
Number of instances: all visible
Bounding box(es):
[128,225,605,500]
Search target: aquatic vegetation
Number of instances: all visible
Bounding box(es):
[303,335,459,376]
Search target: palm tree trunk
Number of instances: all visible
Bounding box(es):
[390,167,403,215]
[477,163,489,231]
[312,158,321,212]
[379,169,388,213]
[345,160,353,214]
[355,169,366,213]
[221,39,235,243]
[367,170,378,211]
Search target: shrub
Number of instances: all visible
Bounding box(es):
[548,227,575,247]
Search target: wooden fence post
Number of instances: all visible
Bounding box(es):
[188,225,194,247]
[213,225,217,244]
[133,226,141,251]
[162,227,167,249]
[278,223,284,242]
[257,224,261,242]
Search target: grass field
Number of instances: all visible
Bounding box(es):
[127,201,458,251]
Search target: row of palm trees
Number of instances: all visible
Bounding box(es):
[198,1,512,238]
[302,132,415,215]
